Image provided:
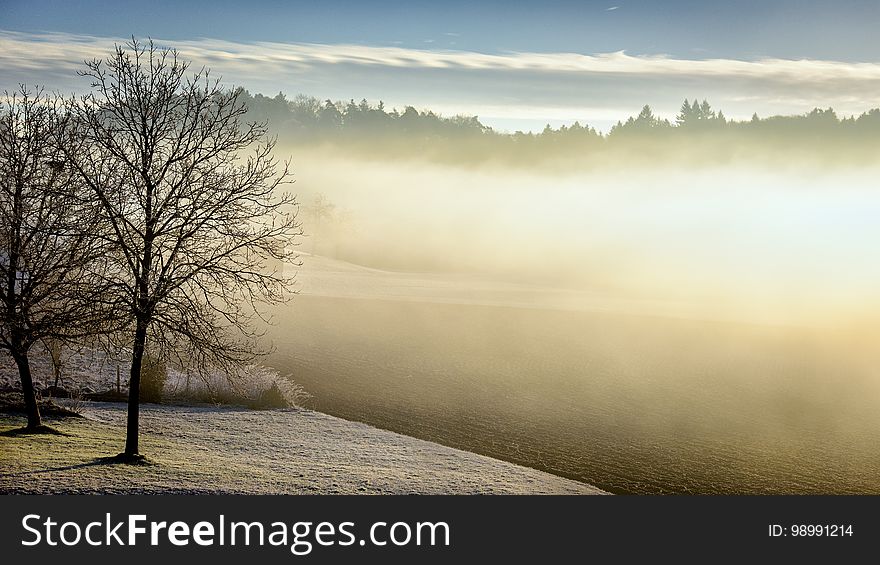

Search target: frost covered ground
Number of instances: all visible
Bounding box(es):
[0,347,128,393]
[0,402,605,494]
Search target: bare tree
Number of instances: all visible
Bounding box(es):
[0,87,112,431]
[306,193,336,254]
[63,40,301,459]
[43,337,65,389]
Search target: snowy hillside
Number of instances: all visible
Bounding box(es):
[0,402,606,495]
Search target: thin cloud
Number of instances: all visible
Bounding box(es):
[606,6,620,11]
[4,30,880,84]
[6,30,880,82]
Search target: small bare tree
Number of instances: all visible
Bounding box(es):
[44,337,65,389]
[63,40,300,459]
[0,87,112,430]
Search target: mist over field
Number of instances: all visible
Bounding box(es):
[285,148,880,327]
[261,146,880,494]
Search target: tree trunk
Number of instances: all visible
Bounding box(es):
[123,317,148,456]
[12,349,41,429]
[49,341,63,388]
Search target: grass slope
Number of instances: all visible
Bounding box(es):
[0,402,604,495]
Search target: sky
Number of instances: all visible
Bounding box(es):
[2,0,880,131]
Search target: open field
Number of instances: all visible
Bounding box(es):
[266,255,880,494]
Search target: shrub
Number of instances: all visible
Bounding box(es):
[256,382,289,409]
[139,353,167,403]
[248,372,311,409]
[164,364,310,409]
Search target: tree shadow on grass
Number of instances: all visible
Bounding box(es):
[0,454,155,478]
[0,425,68,437]
[97,453,153,465]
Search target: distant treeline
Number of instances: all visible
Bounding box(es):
[239,90,880,166]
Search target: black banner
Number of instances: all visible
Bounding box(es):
[1,496,877,563]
